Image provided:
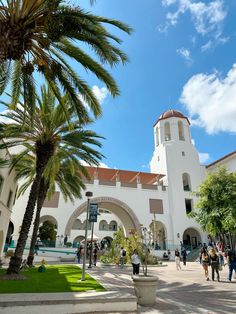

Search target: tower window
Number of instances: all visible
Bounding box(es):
[164,122,171,141]
[182,173,191,191]
[182,151,185,156]
[178,121,185,141]
[7,190,13,208]
[185,199,193,214]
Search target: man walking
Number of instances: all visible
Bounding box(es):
[227,247,236,281]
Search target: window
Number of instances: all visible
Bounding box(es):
[185,199,193,214]
[178,121,185,141]
[99,220,108,231]
[109,221,117,231]
[182,173,191,191]
[155,127,159,146]
[164,122,171,141]
[0,175,4,195]
[182,151,185,156]
[7,190,13,208]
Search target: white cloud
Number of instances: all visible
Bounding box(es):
[201,40,212,52]
[176,47,193,64]
[198,152,210,164]
[159,0,227,42]
[180,64,236,134]
[79,85,109,111]
[92,86,109,104]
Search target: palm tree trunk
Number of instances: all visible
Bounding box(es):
[7,142,54,274]
[27,179,48,266]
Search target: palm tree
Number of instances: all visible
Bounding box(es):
[11,143,97,266]
[0,85,103,274]
[0,0,132,119]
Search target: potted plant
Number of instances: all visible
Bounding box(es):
[131,227,158,306]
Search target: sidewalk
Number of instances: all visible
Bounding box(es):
[0,261,236,313]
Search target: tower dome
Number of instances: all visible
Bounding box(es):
[154,109,190,126]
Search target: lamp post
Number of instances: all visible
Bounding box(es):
[88,221,94,268]
[81,191,93,281]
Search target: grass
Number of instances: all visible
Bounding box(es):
[0,264,106,294]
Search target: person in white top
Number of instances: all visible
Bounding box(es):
[131,249,141,275]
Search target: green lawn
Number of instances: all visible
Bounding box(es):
[0,264,105,294]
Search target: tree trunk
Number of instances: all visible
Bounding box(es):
[7,142,54,274]
[27,179,48,266]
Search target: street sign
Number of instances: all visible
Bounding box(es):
[89,203,98,222]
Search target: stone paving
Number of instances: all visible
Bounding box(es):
[0,260,236,313]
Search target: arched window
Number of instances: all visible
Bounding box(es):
[99,220,108,231]
[82,220,91,230]
[164,122,171,141]
[72,219,82,230]
[182,173,191,191]
[178,121,185,141]
[109,221,117,231]
[155,127,159,146]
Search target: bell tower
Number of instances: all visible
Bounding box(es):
[150,109,204,247]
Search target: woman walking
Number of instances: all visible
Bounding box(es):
[209,248,220,281]
[175,248,181,270]
[200,247,210,281]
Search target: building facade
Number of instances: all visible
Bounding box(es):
[8,110,236,250]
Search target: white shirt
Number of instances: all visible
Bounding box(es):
[131,253,140,265]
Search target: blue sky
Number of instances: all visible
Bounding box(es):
[2,0,236,173]
[77,0,236,172]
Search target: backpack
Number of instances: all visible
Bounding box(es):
[122,249,126,257]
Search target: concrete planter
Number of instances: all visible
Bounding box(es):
[132,275,158,306]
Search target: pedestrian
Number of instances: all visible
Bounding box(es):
[226,246,236,281]
[34,243,39,256]
[120,247,126,268]
[200,247,210,281]
[76,246,82,263]
[175,248,181,270]
[209,248,220,281]
[181,247,187,266]
[218,251,224,267]
[93,245,98,266]
[131,249,141,275]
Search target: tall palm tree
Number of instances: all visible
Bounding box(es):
[11,143,97,266]
[0,0,132,120]
[0,86,103,274]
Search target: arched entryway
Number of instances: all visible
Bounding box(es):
[149,221,167,250]
[5,221,14,246]
[65,196,141,237]
[183,227,201,249]
[101,236,113,249]
[73,235,85,247]
[40,215,58,229]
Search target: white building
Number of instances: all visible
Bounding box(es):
[0,142,17,258]
[7,110,236,251]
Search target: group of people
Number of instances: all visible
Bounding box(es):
[76,243,98,266]
[200,244,236,282]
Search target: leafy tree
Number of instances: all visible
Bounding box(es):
[39,221,57,242]
[0,86,103,274]
[191,166,236,248]
[0,0,132,120]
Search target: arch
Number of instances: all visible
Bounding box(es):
[99,220,108,231]
[183,227,202,249]
[164,122,171,141]
[82,219,91,230]
[40,215,58,229]
[149,221,167,250]
[178,121,185,141]
[73,235,85,245]
[65,196,141,237]
[109,220,117,231]
[182,173,191,191]
[72,219,83,230]
[101,236,113,249]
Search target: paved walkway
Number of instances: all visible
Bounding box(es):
[87,261,236,314]
[1,260,236,313]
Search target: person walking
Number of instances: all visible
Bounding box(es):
[181,247,187,266]
[131,249,141,275]
[200,247,210,281]
[209,248,220,281]
[93,245,98,266]
[226,247,236,281]
[76,246,82,264]
[120,247,126,268]
[175,248,181,270]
